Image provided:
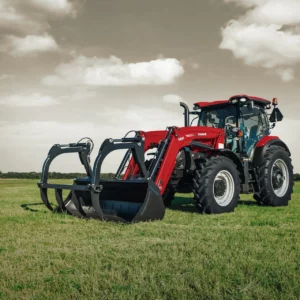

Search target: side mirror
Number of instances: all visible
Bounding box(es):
[269,108,284,123]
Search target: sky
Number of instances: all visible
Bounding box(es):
[0,0,300,173]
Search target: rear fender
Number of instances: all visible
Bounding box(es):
[252,136,291,167]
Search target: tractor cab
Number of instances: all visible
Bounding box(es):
[192,95,283,156]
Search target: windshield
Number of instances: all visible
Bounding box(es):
[198,105,237,128]
[240,105,269,139]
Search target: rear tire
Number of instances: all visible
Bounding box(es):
[254,146,293,206]
[193,156,240,214]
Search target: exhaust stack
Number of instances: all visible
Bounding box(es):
[180,102,190,127]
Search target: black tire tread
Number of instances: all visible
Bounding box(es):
[254,146,293,206]
[193,156,240,214]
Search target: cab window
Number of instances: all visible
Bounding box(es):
[198,105,237,128]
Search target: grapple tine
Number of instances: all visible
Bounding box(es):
[91,191,104,220]
[55,189,71,214]
[71,190,87,218]
[40,188,54,211]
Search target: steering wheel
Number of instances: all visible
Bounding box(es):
[225,123,238,139]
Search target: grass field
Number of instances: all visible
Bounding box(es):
[0,179,299,300]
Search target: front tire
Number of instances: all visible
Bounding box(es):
[163,184,175,207]
[254,146,293,206]
[193,156,240,214]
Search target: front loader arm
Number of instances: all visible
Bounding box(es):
[124,126,225,195]
[123,130,167,179]
[152,127,225,193]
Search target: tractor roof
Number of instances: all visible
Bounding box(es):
[194,95,271,109]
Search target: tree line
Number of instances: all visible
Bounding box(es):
[0,171,115,180]
[0,171,300,181]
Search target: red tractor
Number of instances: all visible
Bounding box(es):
[38,95,293,222]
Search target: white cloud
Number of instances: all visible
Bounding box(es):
[0,121,100,172]
[0,74,14,80]
[220,22,300,68]
[97,105,183,131]
[27,0,76,17]
[223,0,265,8]
[0,93,60,106]
[245,0,300,26]
[0,0,47,33]
[42,55,185,86]
[276,68,295,82]
[162,94,183,104]
[1,34,59,56]
[181,58,200,70]
[221,0,300,82]
[0,0,80,56]
[0,104,184,172]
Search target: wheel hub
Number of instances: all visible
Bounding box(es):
[272,166,284,189]
[271,159,289,197]
[214,179,227,198]
[213,170,235,207]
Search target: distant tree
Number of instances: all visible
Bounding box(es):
[0,172,117,179]
[294,173,300,181]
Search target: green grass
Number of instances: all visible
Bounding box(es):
[0,179,299,300]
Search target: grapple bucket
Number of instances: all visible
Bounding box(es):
[38,137,165,223]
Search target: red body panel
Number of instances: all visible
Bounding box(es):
[195,95,271,109]
[256,136,279,148]
[196,100,228,108]
[152,127,224,193]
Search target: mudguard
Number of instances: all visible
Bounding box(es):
[252,136,291,167]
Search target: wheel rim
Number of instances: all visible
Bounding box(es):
[271,159,289,197]
[213,170,235,206]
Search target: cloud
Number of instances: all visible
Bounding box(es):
[220,22,300,69]
[181,58,200,70]
[0,74,14,80]
[0,0,47,34]
[162,94,183,104]
[0,0,80,56]
[26,0,77,17]
[276,68,295,82]
[244,0,300,26]
[42,55,185,86]
[1,34,59,56]
[223,0,265,8]
[220,0,300,82]
[0,103,183,172]
[0,93,60,106]
[97,105,183,131]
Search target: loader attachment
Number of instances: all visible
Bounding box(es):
[38,136,165,223]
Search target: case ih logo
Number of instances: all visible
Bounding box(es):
[186,134,196,137]
[198,133,207,136]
